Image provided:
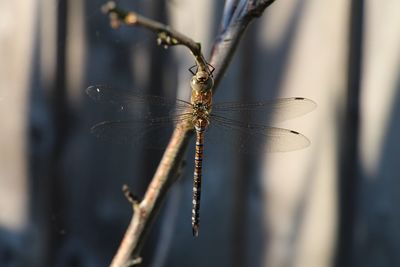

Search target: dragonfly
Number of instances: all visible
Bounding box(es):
[86,67,316,237]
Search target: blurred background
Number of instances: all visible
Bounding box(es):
[1,0,400,266]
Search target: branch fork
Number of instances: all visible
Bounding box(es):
[99,1,279,266]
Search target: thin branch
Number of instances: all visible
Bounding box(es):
[110,123,191,267]
[104,1,279,266]
[101,1,208,72]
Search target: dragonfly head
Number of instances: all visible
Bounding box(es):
[191,70,214,92]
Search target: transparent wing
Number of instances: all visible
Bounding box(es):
[90,113,192,145]
[87,86,314,151]
[86,85,193,147]
[212,97,316,123]
[86,85,192,112]
[209,114,310,152]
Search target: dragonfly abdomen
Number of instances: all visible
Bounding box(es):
[192,128,205,237]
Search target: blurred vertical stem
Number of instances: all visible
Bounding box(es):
[335,0,364,266]
[231,23,257,267]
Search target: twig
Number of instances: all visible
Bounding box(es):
[101,1,208,73]
[104,1,279,266]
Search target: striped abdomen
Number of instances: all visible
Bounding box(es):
[192,128,205,237]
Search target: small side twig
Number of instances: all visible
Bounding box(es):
[103,1,279,266]
[122,185,140,206]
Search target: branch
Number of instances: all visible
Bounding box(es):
[110,124,191,267]
[210,0,277,88]
[104,1,279,266]
[101,1,208,72]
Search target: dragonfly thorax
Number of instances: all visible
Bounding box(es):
[190,70,213,132]
[191,103,211,131]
